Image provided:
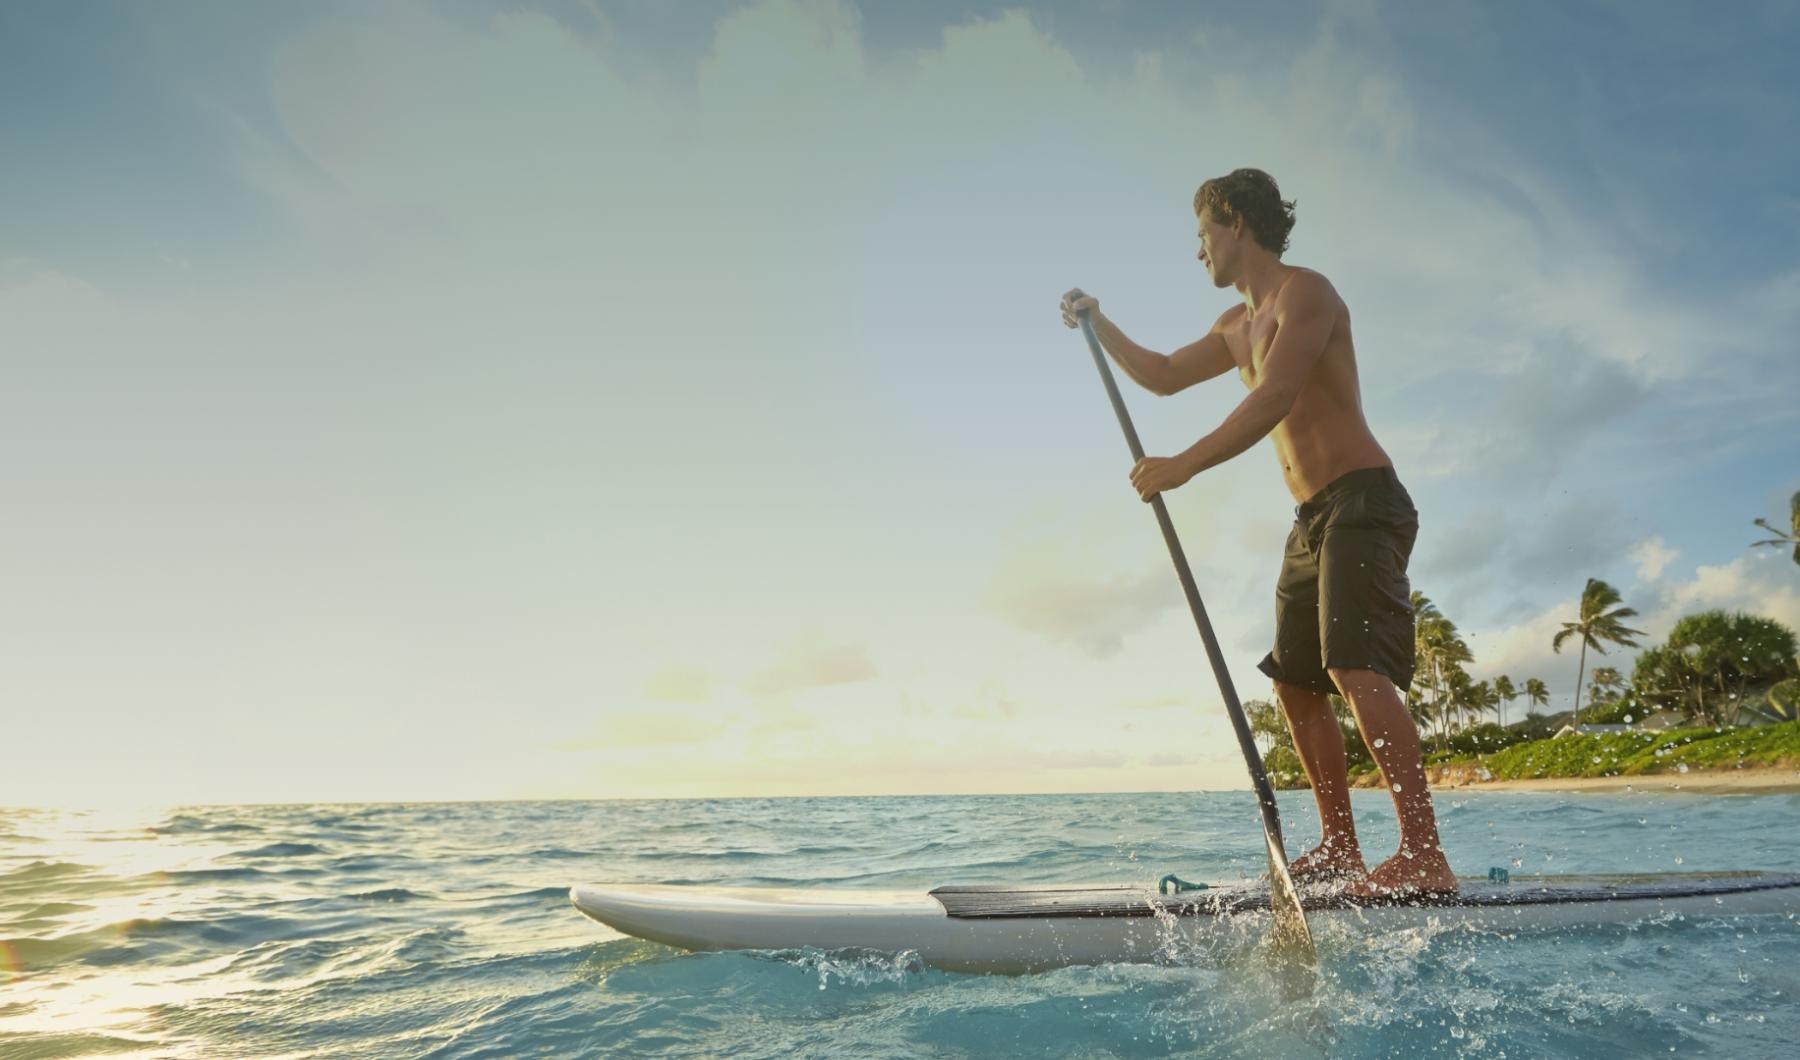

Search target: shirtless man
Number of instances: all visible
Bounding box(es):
[1058,168,1455,897]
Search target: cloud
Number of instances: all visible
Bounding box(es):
[745,638,877,696]
[1637,552,1800,640]
[947,678,1021,721]
[986,547,1174,658]
[1630,536,1679,581]
[643,665,715,704]
[1417,494,1633,623]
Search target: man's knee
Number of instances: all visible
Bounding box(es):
[1273,679,1330,718]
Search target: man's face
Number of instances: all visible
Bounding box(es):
[1196,208,1233,287]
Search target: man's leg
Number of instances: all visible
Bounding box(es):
[1273,678,1365,879]
[1327,667,1455,894]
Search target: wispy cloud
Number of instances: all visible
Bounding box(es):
[1631,536,1679,582]
[643,665,716,704]
[745,639,878,696]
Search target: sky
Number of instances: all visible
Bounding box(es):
[2,0,1797,807]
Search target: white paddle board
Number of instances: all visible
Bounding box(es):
[571,871,1800,974]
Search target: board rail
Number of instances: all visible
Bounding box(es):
[927,872,1800,919]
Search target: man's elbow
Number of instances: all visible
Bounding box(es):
[1149,357,1179,397]
[1257,383,1299,424]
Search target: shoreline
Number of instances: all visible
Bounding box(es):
[1432,767,1800,796]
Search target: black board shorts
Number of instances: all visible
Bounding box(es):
[1256,466,1418,697]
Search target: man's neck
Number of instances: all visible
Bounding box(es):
[1235,258,1288,319]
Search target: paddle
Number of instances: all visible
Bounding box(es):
[1072,298,1320,995]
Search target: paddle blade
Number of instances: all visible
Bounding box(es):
[1263,832,1320,999]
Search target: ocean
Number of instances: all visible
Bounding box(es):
[4,788,1798,1058]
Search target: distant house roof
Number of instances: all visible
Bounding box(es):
[1554,723,1634,738]
[1638,711,1689,732]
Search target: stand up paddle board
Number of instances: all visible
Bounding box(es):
[572,872,1800,974]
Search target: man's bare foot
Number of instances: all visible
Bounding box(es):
[1286,838,1367,884]
[1342,847,1458,899]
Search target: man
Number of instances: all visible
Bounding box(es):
[1058,168,1454,897]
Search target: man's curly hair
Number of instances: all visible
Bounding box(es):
[1194,169,1296,255]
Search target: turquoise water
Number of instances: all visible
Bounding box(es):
[4,789,1799,1058]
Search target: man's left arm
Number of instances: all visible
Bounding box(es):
[1129,274,1336,500]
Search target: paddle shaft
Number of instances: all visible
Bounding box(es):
[1074,310,1289,853]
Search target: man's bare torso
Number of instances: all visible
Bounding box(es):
[1222,266,1392,504]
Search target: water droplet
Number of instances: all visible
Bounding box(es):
[1678,763,1690,774]
[1391,782,1403,792]
[1675,854,1685,865]
[1373,738,1386,749]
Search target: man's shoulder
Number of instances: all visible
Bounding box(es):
[1278,267,1344,314]
[1214,302,1249,328]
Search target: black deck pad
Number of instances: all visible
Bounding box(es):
[928,872,1800,919]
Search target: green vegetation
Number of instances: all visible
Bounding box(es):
[1448,721,1800,780]
[1632,611,1798,726]
[1761,677,1800,723]
[1420,719,1555,767]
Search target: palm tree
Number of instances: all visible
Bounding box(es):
[1453,678,1499,731]
[1476,679,1501,725]
[1443,668,1476,736]
[1524,677,1549,716]
[1553,578,1647,727]
[1751,489,1800,565]
[1494,674,1517,727]
[1244,697,1290,756]
[1587,666,1625,709]
[1412,591,1472,743]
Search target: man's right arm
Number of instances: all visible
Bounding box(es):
[1095,313,1235,396]
[1086,313,1178,395]
[1163,318,1237,394]
[1062,292,1235,396]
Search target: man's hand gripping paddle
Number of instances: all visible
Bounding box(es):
[1072,295,1320,997]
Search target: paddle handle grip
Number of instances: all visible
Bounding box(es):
[1074,307,1289,852]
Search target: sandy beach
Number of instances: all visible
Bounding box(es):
[1437,768,1800,796]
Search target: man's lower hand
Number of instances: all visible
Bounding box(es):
[1130,455,1196,501]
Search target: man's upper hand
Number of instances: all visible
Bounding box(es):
[1060,288,1098,328]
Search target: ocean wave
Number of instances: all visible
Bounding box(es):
[160,866,270,883]
[347,887,430,902]
[0,861,108,901]
[152,814,262,836]
[227,842,328,859]
[0,860,93,885]
[478,886,570,903]
[223,936,360,982]
[329,854,414,872]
